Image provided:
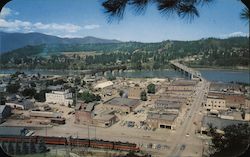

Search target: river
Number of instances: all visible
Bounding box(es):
[0,69,249,84]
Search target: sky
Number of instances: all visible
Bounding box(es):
[0,0,249,42]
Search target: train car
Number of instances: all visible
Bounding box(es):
[40,136,67,145]
[114,142,139,151]
[69,138,89,147]
[0,135,37,143]
[90,139,114,149]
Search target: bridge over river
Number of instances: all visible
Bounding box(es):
[170,60,202,80]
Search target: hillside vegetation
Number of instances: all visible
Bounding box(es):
[0,37,249,70]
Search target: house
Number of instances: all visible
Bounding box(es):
[0,105,11,123]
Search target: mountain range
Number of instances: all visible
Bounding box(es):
[0,32,121,53]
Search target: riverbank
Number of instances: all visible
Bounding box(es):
[189,65,249,71]
[0,68,249,83]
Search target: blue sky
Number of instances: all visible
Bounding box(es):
[0,0,249,42]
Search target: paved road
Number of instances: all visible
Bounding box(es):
[169,79,209,157]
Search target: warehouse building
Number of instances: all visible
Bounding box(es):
[146,112,178,130]
[103,97,140,114]
[201,116,250,134]
[75,102,96,124]
[155,99,183,112]
[0,126,30,136]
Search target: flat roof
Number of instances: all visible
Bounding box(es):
[171,80,197,86]
[0,127,29,136]
[94,81,113,89]
[93,114,115,121]
[105,97,140,107]
[155,100,182,108]
[147,113,178,121]
[202,116,250,130]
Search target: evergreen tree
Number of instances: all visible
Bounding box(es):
[140,91,147,101]
[147,83,156,94]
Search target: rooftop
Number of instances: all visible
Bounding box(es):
[94,81,113,89]
[202,116,250,130]
[155,100,182,108]
[147,112,178,121]
[171,79,197,86]
[93,114,116,121]
[105,97,140,107]
[0,127,29,136]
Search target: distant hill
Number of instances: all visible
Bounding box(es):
[0,36,248,70]
[0,32,121,53]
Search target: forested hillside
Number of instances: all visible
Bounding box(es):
[0,37,248,70]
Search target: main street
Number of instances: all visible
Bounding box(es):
[169,79,209,157]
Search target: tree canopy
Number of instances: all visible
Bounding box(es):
[102,0,249,22]
[147,83,156,94]
[208,123,250,157]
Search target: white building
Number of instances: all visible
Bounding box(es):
[46,90,73,106]
[94,81,113,89]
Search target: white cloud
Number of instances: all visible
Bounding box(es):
[220,31,249,38]
[0,7,19,19]
[0,19,81,33]
[83,24,100,30]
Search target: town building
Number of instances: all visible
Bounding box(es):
[204,95,227,111]
[45,90,73,106]
[94,81,113,90]
[205,92,246,110]
[103,97,140,114]
[166,79,196,91]
[75,102,96,124]
[92,112,117,127]
[75,102,117,127]
[0,127,31,136]
[0,105,11,123]
[29,110,61,118]
[6,99,34,110]
[146,112,178,130]
[154,99,183,112]
[201,116,250,134]
[224,94,245,109]
[128,87,144,99]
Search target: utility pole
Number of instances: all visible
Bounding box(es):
[94,126,96,139]
[87,125,90,139]
[45,125,47,137]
